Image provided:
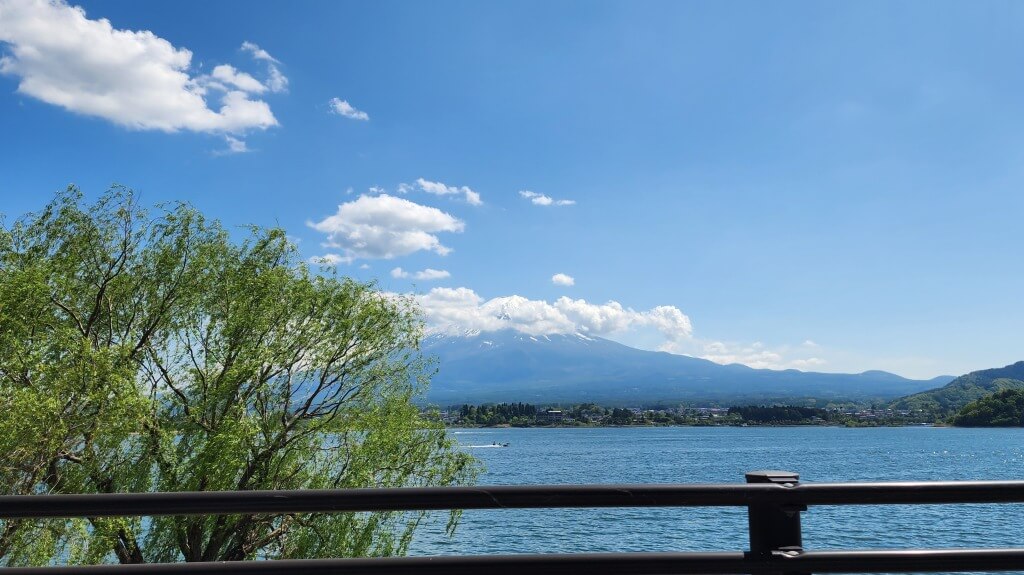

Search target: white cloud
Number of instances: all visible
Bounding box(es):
[309,253,344,265]
[214,135,249,155]
[519,190,575,207]
[406,178,482,206]
[643,306,695,340]
[241,41,287,92]
[266,66,288,93]
[392,267,451,281]
[329,97,369,121]
[553,297,634,335]
[413,287,693,344]
[0,0,280,134]
[791,357,827,368]
[240,41,277,63]
[464,189,482,206]
[414,268,451,280]
[551,273,575,286]
[210,64,266,94]
[415,287,500,333]
[669,339,827,371]
[308,194,464,263]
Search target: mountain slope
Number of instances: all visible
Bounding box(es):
[421,330,953,404]
[890,361,1024,416]
[951,389,1024,427]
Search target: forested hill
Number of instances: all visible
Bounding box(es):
[890,361,1024,417]
[952,389,1024,427]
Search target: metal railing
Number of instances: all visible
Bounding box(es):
[2,470,1023,574]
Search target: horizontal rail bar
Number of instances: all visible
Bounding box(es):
[3,549,1024,574]
[3,481,1024,519]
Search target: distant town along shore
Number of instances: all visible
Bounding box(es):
[427,402,942,428]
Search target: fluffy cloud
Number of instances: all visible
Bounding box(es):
[308,194,464,263]
[643,306,695,340]
[413,287,693,343]
[519,190,575,206]
[400,178,482,206]
[329,97,369,121]
[210,64,266,94]
[551,273,575,286]
[391,267,451,281]
[0,0,280,134]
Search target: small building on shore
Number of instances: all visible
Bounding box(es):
[536,409,564,424]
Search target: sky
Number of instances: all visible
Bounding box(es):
[2,0,1023,379]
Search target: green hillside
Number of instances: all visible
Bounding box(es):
[952,389,1024,427]
[889,361,1024,418]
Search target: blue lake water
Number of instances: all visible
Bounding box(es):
[408,426,1024,568]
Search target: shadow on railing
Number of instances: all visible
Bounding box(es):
[2,470,1024,573]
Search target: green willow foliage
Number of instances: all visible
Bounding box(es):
[0,187,477,565]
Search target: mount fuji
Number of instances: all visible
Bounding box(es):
[419,329,953,405]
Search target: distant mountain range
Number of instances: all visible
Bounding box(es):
[890,361,1024,416]
[420,329,954,405]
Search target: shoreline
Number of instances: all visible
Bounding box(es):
[446,422,947,429]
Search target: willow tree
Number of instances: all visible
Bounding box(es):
[0,187,476,566]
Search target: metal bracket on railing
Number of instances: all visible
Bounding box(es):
[746,470,808,575]
[775,546,805,557]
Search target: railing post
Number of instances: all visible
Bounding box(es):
[746,470,807,574]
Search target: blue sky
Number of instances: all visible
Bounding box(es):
[2,0,1023,379]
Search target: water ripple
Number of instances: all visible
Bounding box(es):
[410,427,1024,575]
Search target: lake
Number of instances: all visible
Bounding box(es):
[408,426,1024,566]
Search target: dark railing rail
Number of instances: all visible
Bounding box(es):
[7,480,1024,518]
[2,470,1023,574]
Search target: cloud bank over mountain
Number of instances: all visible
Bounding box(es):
[402,286,827,371]
[414,287,693,342]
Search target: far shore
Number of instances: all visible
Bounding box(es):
[446,422,950,429]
